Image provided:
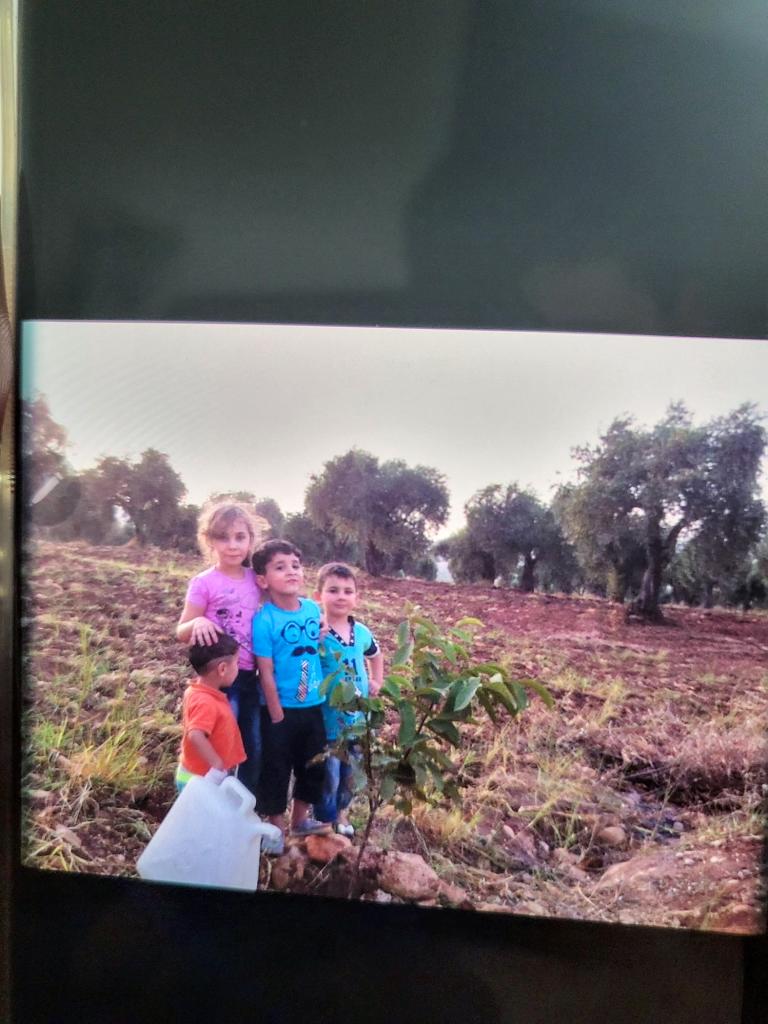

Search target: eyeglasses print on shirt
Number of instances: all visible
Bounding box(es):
[281,617,320,656]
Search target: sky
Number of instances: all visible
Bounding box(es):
[21,321,768,537]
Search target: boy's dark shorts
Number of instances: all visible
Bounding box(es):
[257,705,327,816]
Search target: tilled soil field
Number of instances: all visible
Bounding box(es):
[21,541,768,933]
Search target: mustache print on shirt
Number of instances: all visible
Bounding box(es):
[292,645,318,657]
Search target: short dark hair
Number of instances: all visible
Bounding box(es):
[188,632,239,674]
[252,539,302,575]
[316,562,357,591]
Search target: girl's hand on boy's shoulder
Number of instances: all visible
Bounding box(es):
[190,616,223,646]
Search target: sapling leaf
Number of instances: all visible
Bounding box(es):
[510,681,529,711]
[451,677,482,711]
[379,775,396,802]
[318,666,343,697]
[414,686,443,702]
[482,678,520,715]
[427,763,445,791]
[441,642,459,665]
[392,640,414,667]
[473,662,508,678]
[413,761,429,790]
[381,678,402,700]
[423,747,458,772]
[433,707,474,723]
[426,718,461,746]
[398,702,416,746]
[454,616,483,629]
[520,677,555,707]
[449,627,472,643]
[425,668,453,691]
[477,689,499,724]
[416,650,440,671]
[329,678,357,706]
[386,672,412,688]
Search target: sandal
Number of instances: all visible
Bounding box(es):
[291,818,333,837]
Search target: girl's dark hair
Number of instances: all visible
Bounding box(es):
[252,539,302,575]
[189,632,239,674]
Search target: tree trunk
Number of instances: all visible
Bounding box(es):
[482,552,496,583]
[520,553,537,593]
[606,565,627,603]
[703,580,715,609]
[364,540,385,576]
[132,514,147,546]
[637,532,665,622]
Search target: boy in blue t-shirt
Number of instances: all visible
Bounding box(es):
[252,540,331,837]
[312,562,384,837]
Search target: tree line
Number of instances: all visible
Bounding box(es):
[23,396,768,620]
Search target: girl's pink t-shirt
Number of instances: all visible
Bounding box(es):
[185,566,261,670]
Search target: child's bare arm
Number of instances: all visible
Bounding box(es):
[367,651,384,695]
[256,656,284,723]
[177,600,223,645]
[187,729,226,771]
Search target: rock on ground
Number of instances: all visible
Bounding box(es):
[305,832,351,864]
[378,851,440,901]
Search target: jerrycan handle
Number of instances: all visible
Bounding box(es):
[220,776,257,817]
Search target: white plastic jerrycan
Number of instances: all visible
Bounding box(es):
[137,774,283,891]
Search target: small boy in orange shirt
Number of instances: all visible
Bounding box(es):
[175,632,246,791]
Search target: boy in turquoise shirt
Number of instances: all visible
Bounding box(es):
[252,540,331,837]
[313,562,384,836]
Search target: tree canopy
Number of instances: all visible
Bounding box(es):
[21,394,70,498]
[305,449,449,575]
[558,403,766,618]
[462,484,572,592]
[90,449,187,546]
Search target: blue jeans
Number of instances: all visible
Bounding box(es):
[314,743,361,823]
[227,668,262,798]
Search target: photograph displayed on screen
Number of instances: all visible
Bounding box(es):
[19,321,768,934]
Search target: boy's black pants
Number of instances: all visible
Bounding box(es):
[257,705,327,816]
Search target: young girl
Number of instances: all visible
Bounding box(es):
[177,501,265,797]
